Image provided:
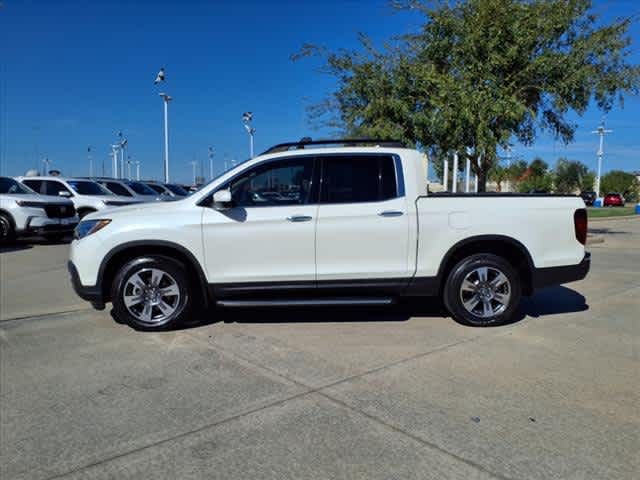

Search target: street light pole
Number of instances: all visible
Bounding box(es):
[135,161,141,181]
[87,146,93,177]
[208,146,214,179]
[591,121,613,199]
[159,93,172,183]
[110,145,120,178]
[242,112,255,158]
[42,157,51,175]
[189,161,197,186]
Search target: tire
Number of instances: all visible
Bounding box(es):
[0,214,15,244]
[443,253,521,327]
[110,255,191,330]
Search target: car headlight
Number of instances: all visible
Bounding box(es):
[74,219,111,240]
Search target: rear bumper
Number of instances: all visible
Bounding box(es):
[532,252,591,290]
[68,261,104,307]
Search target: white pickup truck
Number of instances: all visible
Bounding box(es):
[69,139,590,330]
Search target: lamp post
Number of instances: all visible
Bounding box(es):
[110,144,120,178]
[126,156,132,180]
[208,146,214,179]
[189,161,197,186]
[87,146,93,177]
[592,121,613,199]
[159,93,172,183]
[135,161,141,181]
[242,112,255,158]
[42,157,51,176]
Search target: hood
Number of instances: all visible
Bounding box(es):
[85,198,175,220]
[101,195,146,206]
[0,192,74,206]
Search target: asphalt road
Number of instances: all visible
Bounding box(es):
[1,217,638,479]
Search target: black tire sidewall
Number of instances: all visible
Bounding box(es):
[111,256,190,330]
[444,253,521,327]
[0,214,15,243]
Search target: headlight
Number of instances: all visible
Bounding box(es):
[74,219,111,240]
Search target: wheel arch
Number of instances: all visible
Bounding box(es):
[437,235,535,296]
[99,240,209,307]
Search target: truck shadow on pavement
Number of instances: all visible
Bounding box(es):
[159,285,587,331]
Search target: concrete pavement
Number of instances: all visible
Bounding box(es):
[0,218,638,479]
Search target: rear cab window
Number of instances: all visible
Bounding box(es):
[320,155,399,204]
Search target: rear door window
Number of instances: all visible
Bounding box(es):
[21,179,44,193]
[44,180,73,197]
[320,155,398,204]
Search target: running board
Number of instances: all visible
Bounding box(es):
[216,297,395,308]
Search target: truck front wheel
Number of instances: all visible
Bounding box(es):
[443,253,521,326]
[110,256,191,330]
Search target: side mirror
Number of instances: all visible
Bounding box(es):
[58,191,72,198]
[212,189,233,209]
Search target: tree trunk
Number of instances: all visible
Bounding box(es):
[477,168,488,192]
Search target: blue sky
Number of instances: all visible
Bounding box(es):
[1,0,638,184]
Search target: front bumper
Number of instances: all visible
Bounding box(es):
[68,261,104,308]
[22,216,78,235]
[532,252,591,290]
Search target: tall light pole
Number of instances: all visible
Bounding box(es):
[135,161,141,181]
[189,161,197,186]
[208,146,214,179]
[160,93,172,182]
[42,157,51,175]
[110,144,120,178]
[119,136,127,180]
[87,146,93,177]
[592,121,613,199]
[452,151,459,193]
[126,156,132,180]
[242,112,255,158]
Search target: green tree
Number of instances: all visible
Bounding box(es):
[600,170,640,202]
[517,158,552,192]
[295,0,639,191]
[488,164,508,192]
[580,172,596,192]
[554,158,590,193]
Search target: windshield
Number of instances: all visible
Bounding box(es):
[193,158,251,192]
[126,181,157,195]
[67,180,110,195]
[0,177,34,194]
[146,183,166,194]
[165,183,189,196]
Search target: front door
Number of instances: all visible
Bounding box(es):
[202,156,318,287]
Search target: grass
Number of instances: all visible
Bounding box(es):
[587,206,637,218]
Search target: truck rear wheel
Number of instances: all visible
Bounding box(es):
[110,256,191,330]
[443,253,521,326]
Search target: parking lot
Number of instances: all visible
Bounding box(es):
[1,216,638,480]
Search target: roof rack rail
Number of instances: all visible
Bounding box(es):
[261,138,406,155]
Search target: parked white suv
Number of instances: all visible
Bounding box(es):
[18,176,143,218]
[0,176,78,242]
[69,139,590,330]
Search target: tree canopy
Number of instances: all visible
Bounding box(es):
[295,0,639,191]
[600,170,640,202]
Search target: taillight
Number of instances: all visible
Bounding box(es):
[574,208,587,245]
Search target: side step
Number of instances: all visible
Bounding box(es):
[216,297,395,308]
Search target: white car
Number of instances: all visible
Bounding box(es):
[17,176,143,218]
[0,176,78,242]
[69,139,590,330]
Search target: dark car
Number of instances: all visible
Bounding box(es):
[603,192,625,207]
[580,191,596,206]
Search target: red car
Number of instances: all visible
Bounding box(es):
[603,192,625,207]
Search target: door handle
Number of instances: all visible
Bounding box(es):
[378,210,404,217]
[287,215,313,222]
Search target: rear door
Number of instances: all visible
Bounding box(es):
[315,154,411,284]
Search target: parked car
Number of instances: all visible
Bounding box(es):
[69,139,590,330]
[94,179,163,202]
[143,181,190,198]
[603,192,625,207]
[17,176,143,219]
[0,176,78,243]
[580,191,596,206]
